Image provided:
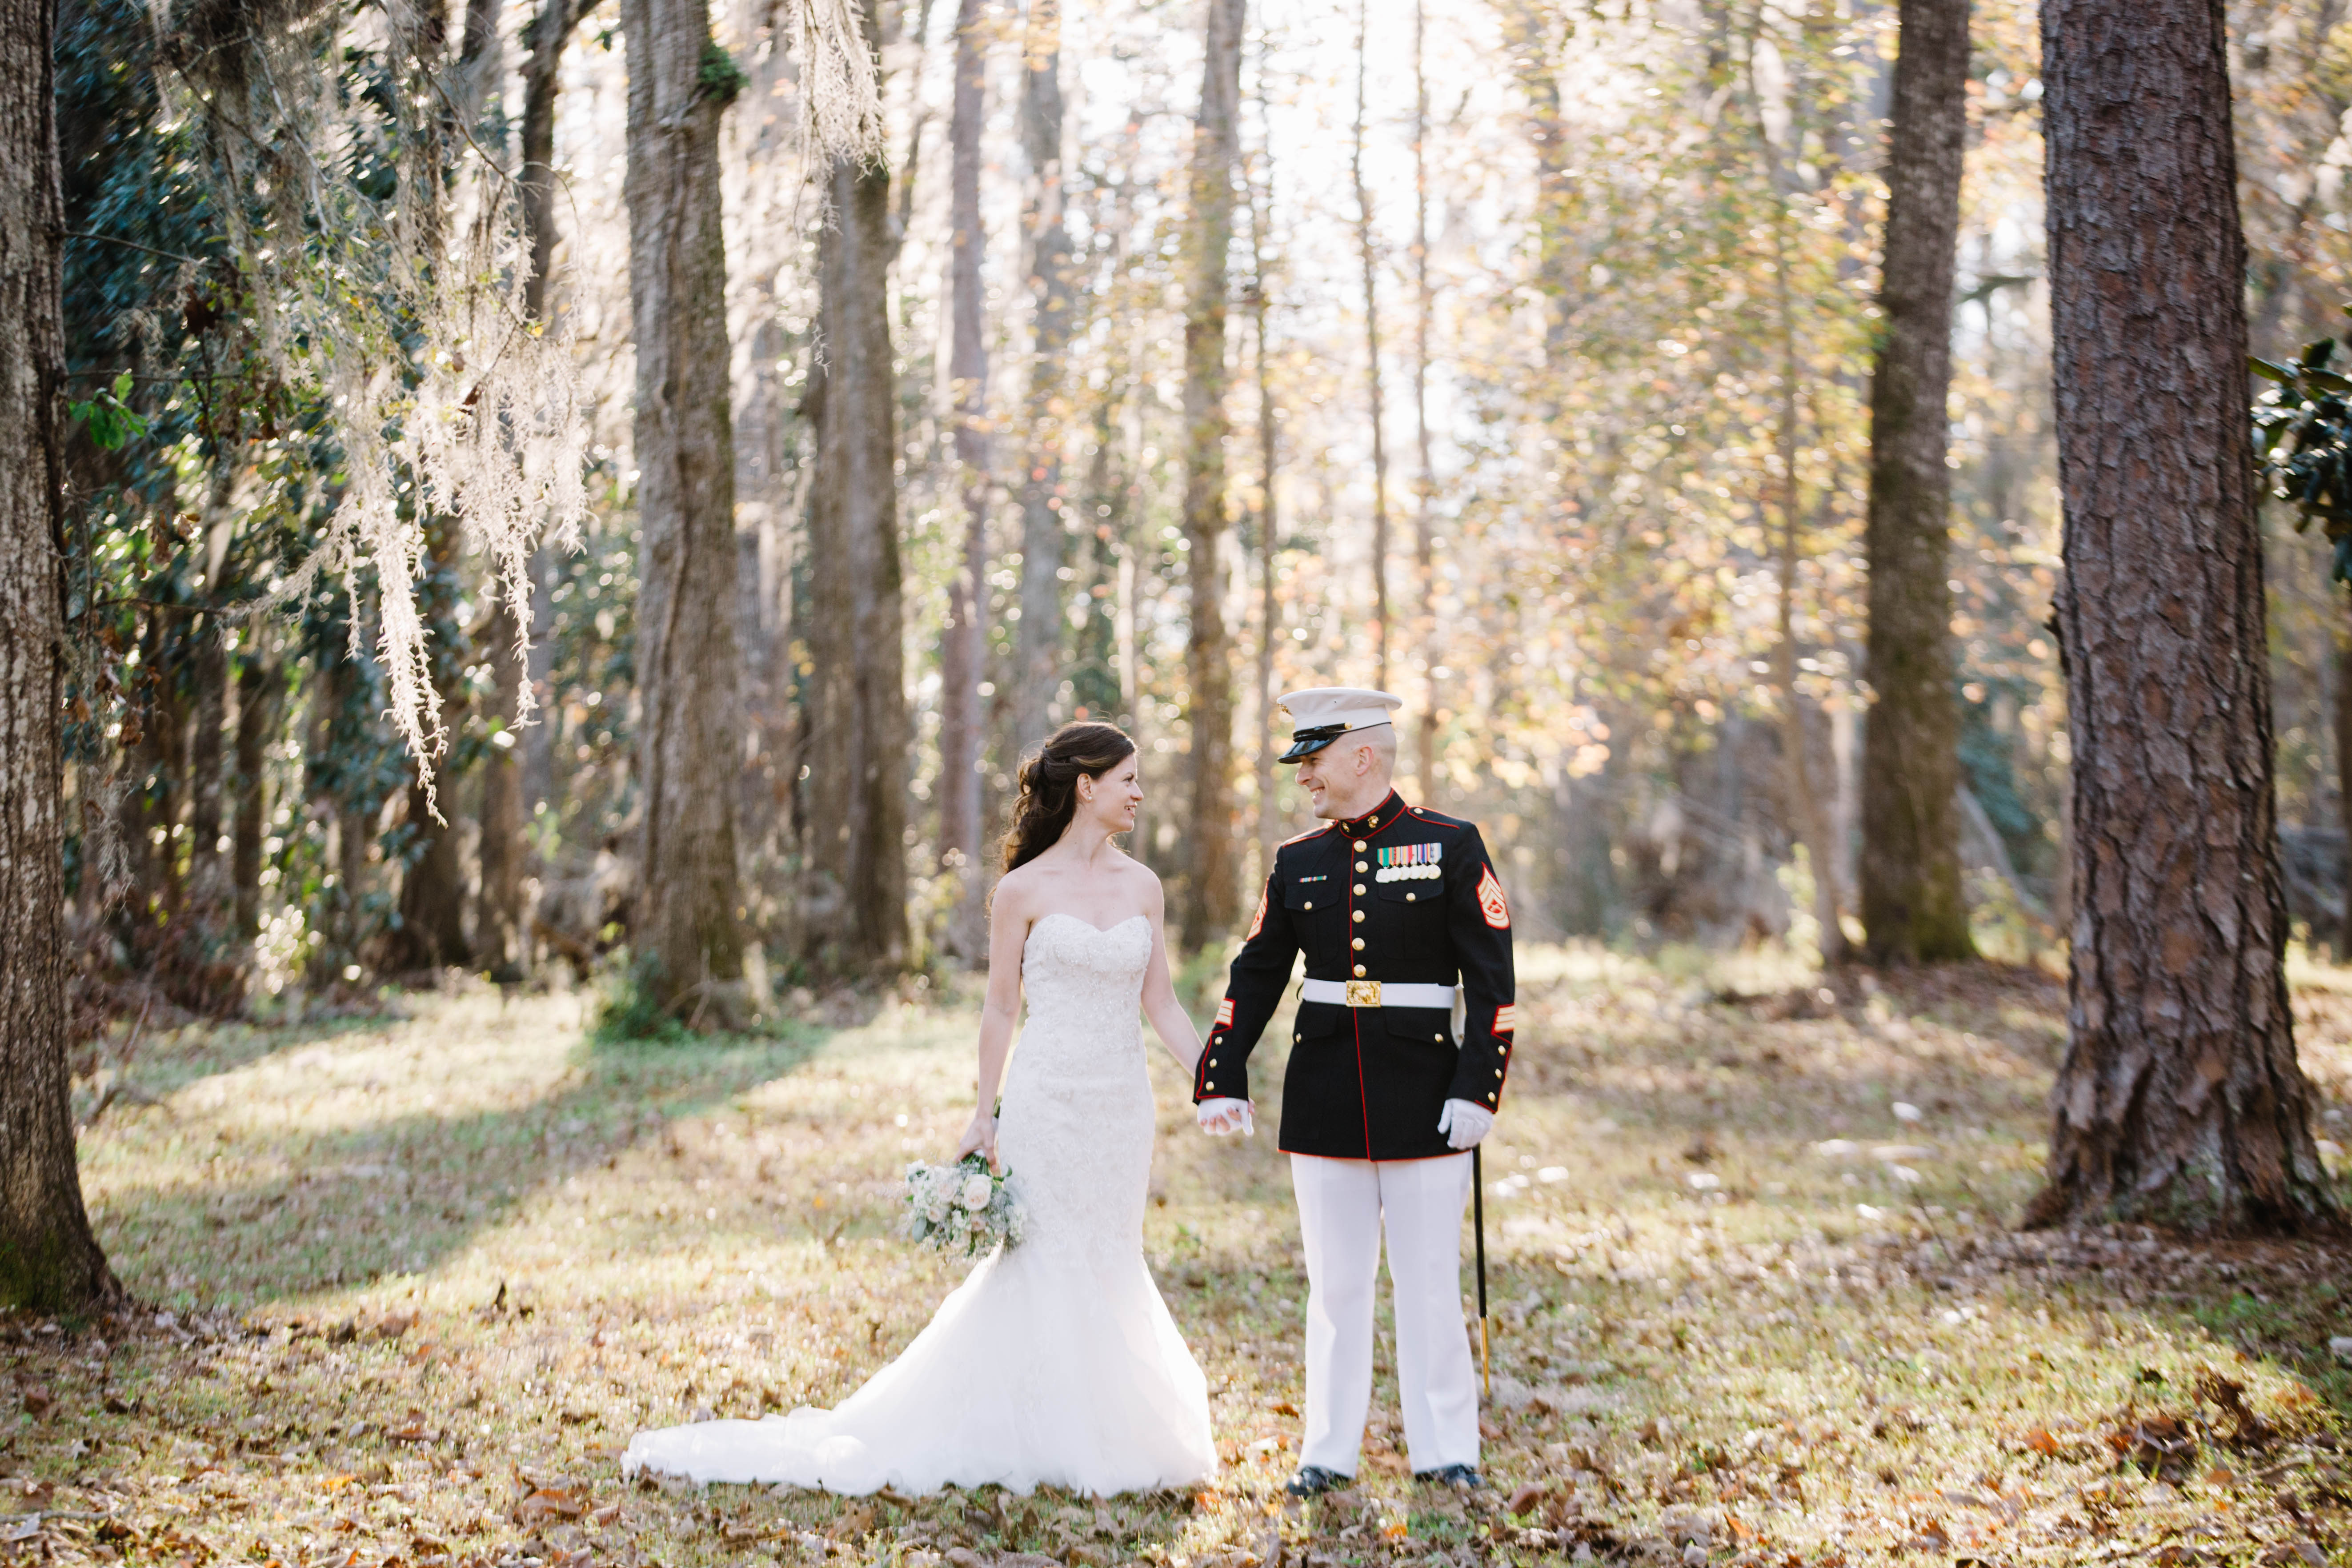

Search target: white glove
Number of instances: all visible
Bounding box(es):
[1436,1099,1495,1150]
[1198,1098,1255,1137]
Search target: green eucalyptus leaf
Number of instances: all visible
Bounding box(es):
[2252,357,2295,384]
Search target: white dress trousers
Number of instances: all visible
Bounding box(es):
[1289,1151,1480,1476]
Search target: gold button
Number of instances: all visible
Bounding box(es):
[1434,1033,1443,1042]
[1496,1068,1504,1076]
[1356,861,1368,872]
[1353,964,1366,977]
[1304,901,1313,910]
[1406,893,1416,902]
[1210,1059,1218,1067]
[1351,937,1365,950]
[1353,883,1366,894]
[1352,910,1365,923]
[1353,840,1367,851]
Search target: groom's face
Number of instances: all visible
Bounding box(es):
[1294,742,1371,818]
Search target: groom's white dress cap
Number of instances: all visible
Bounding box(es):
[1273,686,1405,763]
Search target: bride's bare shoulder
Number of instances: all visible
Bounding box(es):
[991,861,1046,917]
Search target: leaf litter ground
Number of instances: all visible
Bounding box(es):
[16,946,2352,1568]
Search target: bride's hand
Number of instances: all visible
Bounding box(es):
[954,1110,999,1169]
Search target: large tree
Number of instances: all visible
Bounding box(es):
[1858,0,1973,965]
[0,0,119,1308]
[2029,0,2337,1233]
[621,0,749,1015]
[936,0,990,961]
[803,0,909,974]
[1013,0,1077,751]
[1177,0,1245,950]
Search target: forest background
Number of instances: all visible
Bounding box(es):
[33,0,2352,1028]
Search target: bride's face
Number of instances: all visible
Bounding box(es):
[1077,755,1143,834]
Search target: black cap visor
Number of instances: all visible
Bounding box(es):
[1278,723,1348,764]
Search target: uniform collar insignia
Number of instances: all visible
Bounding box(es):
[1340,790,1408,838]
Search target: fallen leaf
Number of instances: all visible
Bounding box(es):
[2025,1428,2064,1457]
[835,1504,874,1536]
[513,1488,586,1524]
[1506,1483,1548,1517]
[20,1387,53,1420]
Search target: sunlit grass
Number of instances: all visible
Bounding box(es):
[6,945,2345,1568]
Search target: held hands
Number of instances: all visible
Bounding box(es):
[1197,1098,1255,1137]
[1436,1099,1495,1151]
[954,1110,1000,1170]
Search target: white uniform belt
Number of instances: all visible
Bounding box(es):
[1300,978,1457,1010]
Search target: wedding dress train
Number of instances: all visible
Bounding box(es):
[621,913,1217,1496]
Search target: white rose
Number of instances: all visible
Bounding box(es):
[957,1173,995,1211]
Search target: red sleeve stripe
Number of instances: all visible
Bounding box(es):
[1494,1003,1516,1035]
[1215,998,1234,1028]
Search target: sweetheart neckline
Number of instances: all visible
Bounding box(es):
[1030,911,1150,939]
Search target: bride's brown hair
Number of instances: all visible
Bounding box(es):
[1001,722,1139,872]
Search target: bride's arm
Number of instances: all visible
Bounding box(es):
[1138,880,1204,1078]
[955,877,1031,1167]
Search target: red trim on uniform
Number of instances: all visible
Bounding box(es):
[1494,1003,1516,1035]
[1477,865,1511,929]
[1215,998,1234,1028]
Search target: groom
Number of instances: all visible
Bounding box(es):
[1196,687,1516,1495]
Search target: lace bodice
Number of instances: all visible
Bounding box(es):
[1015,913,1151,1052]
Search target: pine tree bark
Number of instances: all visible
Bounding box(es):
[1410,0,1438,799]
[1177,0,1244,950]
[2030,0,2338,1235]
[936,0,989,961]
[622,0,748,1013]
[0,0,119,1308]
[1014,0,1075,750]
[804,0,908,974]
[1859,0,1973,965]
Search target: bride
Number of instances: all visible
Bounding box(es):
[623,722,1218,1496]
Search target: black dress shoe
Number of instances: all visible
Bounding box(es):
[1285,1464,1351,1496]
[1414,1463,1484,1489]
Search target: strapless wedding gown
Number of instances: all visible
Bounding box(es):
[621,913,1217,1496]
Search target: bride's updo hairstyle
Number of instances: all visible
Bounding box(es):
[1001,722,1138,872]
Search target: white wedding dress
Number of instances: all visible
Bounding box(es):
[621,913,1217,1496]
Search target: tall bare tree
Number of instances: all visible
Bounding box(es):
[2029,0,2337,1234]
[1350,0,1391,694]
[1014,0,1076,750]
[621,0,749,1014]
[0,0,119,1308]
[1177,0,1245,949]
[804,0,908,974]
[937,0,990,960]
[1247,119,1280,873]
[1409,0,1438,796]
[1859,0,1972,965]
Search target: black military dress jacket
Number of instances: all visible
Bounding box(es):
[1192,790,1518,1161]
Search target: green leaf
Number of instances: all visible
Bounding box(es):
[2252,357,2295,384]
[2308,338,2340,371]
[2308,369,2352,394]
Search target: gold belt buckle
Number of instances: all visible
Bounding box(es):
[1345,979,1383,1008]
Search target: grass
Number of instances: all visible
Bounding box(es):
[8,943,2350,1568]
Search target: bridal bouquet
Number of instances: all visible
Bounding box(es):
[902,1154,1026,1256]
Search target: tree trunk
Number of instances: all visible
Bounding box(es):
[2029,0,2338,1235]
[1410,0,1438,799]
[391,516,470,971]
[1350,0,1390,695]
[476,584,528,980]
[517,0,579,848]
[1248,120,1279,873]
[0,0,118,1309]
[1014,0,1075,754]
[804,0,909,975]
[2337,605,2352,962]
[1859,0,1973,966]
[1177,0,1244,950]
[622,0,748,1015]
[186,619,228,905]
[231,641,275,943]
[936,0,989,961]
